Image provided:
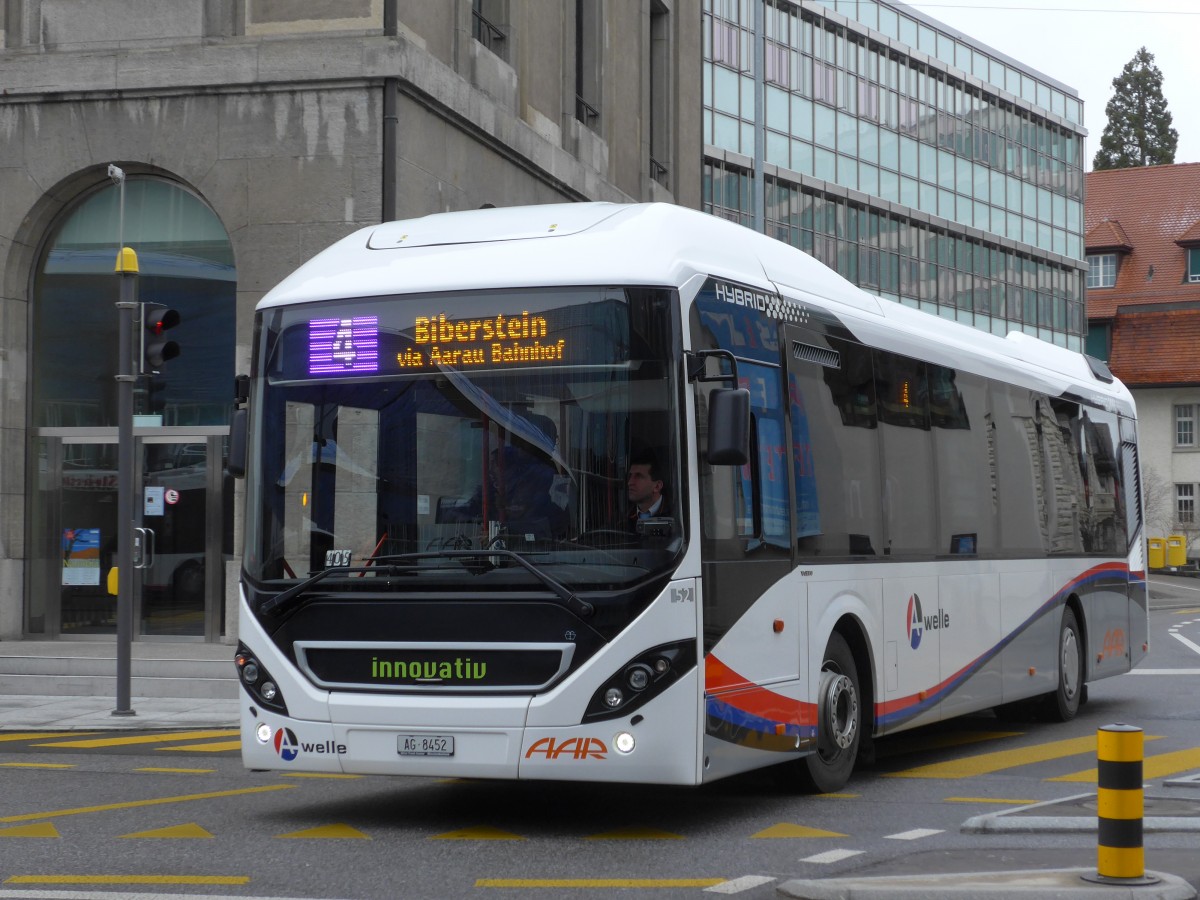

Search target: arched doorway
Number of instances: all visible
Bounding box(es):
[26,176,236,640]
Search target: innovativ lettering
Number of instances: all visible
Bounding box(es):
[371,657,488,681]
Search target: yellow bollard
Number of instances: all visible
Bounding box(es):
[1082,723,1159,886]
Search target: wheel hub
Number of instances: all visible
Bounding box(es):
[1061,628,1080,701]
[818,669,858,751]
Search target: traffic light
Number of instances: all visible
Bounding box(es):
[146,375,168,414]
[141,302,181,374]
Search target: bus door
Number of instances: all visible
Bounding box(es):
[693,299,798,731]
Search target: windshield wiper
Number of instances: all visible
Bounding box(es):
[372,550,594,618]
[259,564,417,617]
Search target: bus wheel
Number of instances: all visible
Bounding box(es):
[799,632,861,793]
[1045,606,1083,722]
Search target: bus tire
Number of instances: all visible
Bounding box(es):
[1044,606,1083,722]
[798,632,861,793]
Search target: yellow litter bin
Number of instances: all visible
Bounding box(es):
[1147,538,1166,570]
[1167,534,1188,568]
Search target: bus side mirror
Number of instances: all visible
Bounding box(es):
[227,374,250,478]
[707,388,750,466]
[227,407,248,478]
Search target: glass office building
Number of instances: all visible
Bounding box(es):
[702,0,1086,349]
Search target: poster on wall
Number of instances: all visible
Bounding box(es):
[62,527,101,586]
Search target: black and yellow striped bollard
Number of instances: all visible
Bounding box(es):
[1082,723,1160,886]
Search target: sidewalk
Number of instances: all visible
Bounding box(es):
[778,866,1197,899]
[0,693,239,731]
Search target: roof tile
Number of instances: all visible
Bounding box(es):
[1108,307,1200,386]
[1086,163,1200,319]
[1084,219,1132,252]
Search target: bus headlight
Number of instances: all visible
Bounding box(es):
[625,664,652,691]
[256,722,272,744]
[582,640,696,722]
[614,732,636,754]
[235,642,289,715]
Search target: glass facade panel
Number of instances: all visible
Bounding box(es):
[33,180,235,429]
[701,0,1085,348]
[815,103,836,148]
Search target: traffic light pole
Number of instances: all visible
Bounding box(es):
[114,247,138,718]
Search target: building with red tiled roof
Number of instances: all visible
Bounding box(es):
[1085,163,1200,549]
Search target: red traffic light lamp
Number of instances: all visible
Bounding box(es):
[141,302,181,373]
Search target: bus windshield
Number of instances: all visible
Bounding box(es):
[243,286,683,592]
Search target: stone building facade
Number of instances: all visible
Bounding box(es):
[0,0,700,641]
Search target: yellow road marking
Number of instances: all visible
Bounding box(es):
[432,825,525,840]
[0,784,295,824]
[586,826,684,840]
[476,879,726,889]
[122,823,215,839]
[885,735,1162,779]
[278,824,370,839]
[5,875,248,885]
[814,792,859,799]
[0,732,100,743]
[33,729,238,749]
[752,823,845,838]
[1049,747,1200,783]
[0,762,74,769]
[158,740,241,753]
[945,796,1038,804]
[135,767,215,774]
[0,823,60,838]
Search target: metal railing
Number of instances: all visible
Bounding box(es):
[650,156,669,186]
[472,8,506,58]
[575,94,599,127]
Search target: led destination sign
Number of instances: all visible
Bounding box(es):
[308,316,380,375]
[407,311,566,367]
[305,309,568,377]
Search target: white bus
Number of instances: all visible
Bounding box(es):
[231,202,1146,790]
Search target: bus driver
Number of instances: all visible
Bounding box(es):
[626,450,669,530]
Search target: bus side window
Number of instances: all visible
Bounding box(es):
[787,331,883,559]
[992,387,1047,555]
[931,368,996,556]
[743,362,789,550]
[698,380,753,547]
[1043,399,1085,554]
[874,350,936,557]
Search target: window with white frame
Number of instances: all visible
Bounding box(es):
[1176,404,1196,447]
[1086,253,1117,288]
[1178,484,1195,524]
[1189,247,1200,284]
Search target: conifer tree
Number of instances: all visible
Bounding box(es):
[1093,47,1178,170]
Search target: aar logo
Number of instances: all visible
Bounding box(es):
[273,727,300,762]
[906,594,924,650]
[525,737,608,761]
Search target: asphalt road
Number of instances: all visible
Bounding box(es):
[0,579,1197,899]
